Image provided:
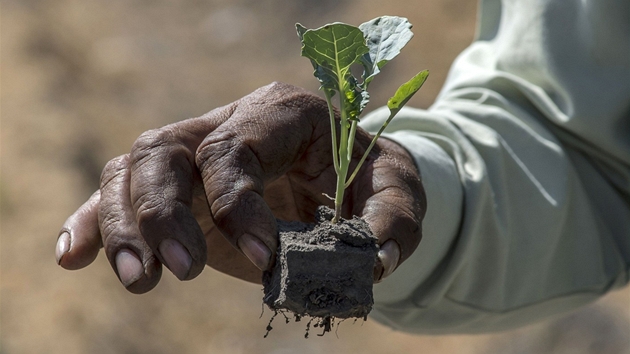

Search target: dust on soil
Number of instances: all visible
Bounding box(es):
[262,206,378,336]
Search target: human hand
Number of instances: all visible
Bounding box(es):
[56,82,426,293]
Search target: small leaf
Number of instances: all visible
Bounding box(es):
[387,70,429,115]
[359,16,414,88]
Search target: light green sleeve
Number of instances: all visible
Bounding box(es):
[359,0,630,333]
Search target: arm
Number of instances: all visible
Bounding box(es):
[361,0,630,333]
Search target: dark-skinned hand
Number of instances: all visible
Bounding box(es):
[55,82,426,294]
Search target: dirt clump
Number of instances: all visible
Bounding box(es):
[262,206,378,336]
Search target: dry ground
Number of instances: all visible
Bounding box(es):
[2,0,629,353]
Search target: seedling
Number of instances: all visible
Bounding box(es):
[297,16,428,223]
[262,17,428,337]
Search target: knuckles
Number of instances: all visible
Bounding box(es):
[100,154,130,189]
[247,81,329,121]
[129,128,176,167]
[134,192,168,228]
[195,130,236,174]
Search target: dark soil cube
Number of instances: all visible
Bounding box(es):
[263,207,379,319]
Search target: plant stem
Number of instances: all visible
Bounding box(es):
[346,119,358,162]
[344,110,398,189]
[332,93,350,224]
[324,90,340,174]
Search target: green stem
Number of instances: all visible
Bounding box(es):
[333,156,349,224]
[345,110,399,189]
[324,90,340,174]
[346,119,358,163]
[332,94,350,224]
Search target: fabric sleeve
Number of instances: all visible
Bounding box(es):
[359,94,630,334]
[356,0,630,334]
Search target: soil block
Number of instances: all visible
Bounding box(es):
[263,206,379,320]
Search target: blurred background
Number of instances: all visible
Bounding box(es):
[2,0,629,353]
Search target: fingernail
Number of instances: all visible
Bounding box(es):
[237,234,271,271]
[158,239,192,280]
[56,232,71,265]
[373,262,385,283]
[115,249,144,288]
[377,240,400,280]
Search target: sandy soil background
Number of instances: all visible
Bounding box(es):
[2,0,629,353]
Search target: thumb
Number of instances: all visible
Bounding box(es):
[57,190,103,270]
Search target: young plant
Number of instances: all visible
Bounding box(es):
[296,16,429,223]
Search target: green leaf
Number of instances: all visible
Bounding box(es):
[297,22,370,118]
[359,16,414,88]
[298,23,368,90]
[387,70,429,115]
[297,24,334,97]
[299,23,368,79]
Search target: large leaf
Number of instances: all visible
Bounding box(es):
[299,23,368,78]
[359,16,414,88]
[387,70,429,116]
[297,23,369,118]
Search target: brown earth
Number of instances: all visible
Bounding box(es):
[2,0,629,353]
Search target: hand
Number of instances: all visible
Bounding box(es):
[56,82,426,293]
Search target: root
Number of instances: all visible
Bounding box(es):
[262,306,368,338]
[263,310,279,338]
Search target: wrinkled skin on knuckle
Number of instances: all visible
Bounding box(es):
[132,184,185,230]
[239,92,326,177]
[195,131,268,241]
[100,155,129,191]
[197,134,264,196]
[134,194,168,230]
[98,155,131,236]
[129,126,198,217]
[195,130,235,176]
[252,81,324,110]
[130,128,174,163]
[130,126,194,173]
[211,189,264,235]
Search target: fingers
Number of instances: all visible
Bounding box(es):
[355,138,426,281]
[196,127,276,271]
[57,190,102,270]
[127,105,235,280]
[195,82,328,271]
[99,154,162,293]
[128,129,205,280]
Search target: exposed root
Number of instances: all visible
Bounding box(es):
[305,318,313,339]
[263,310,278,338]
[262,309,368,338]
